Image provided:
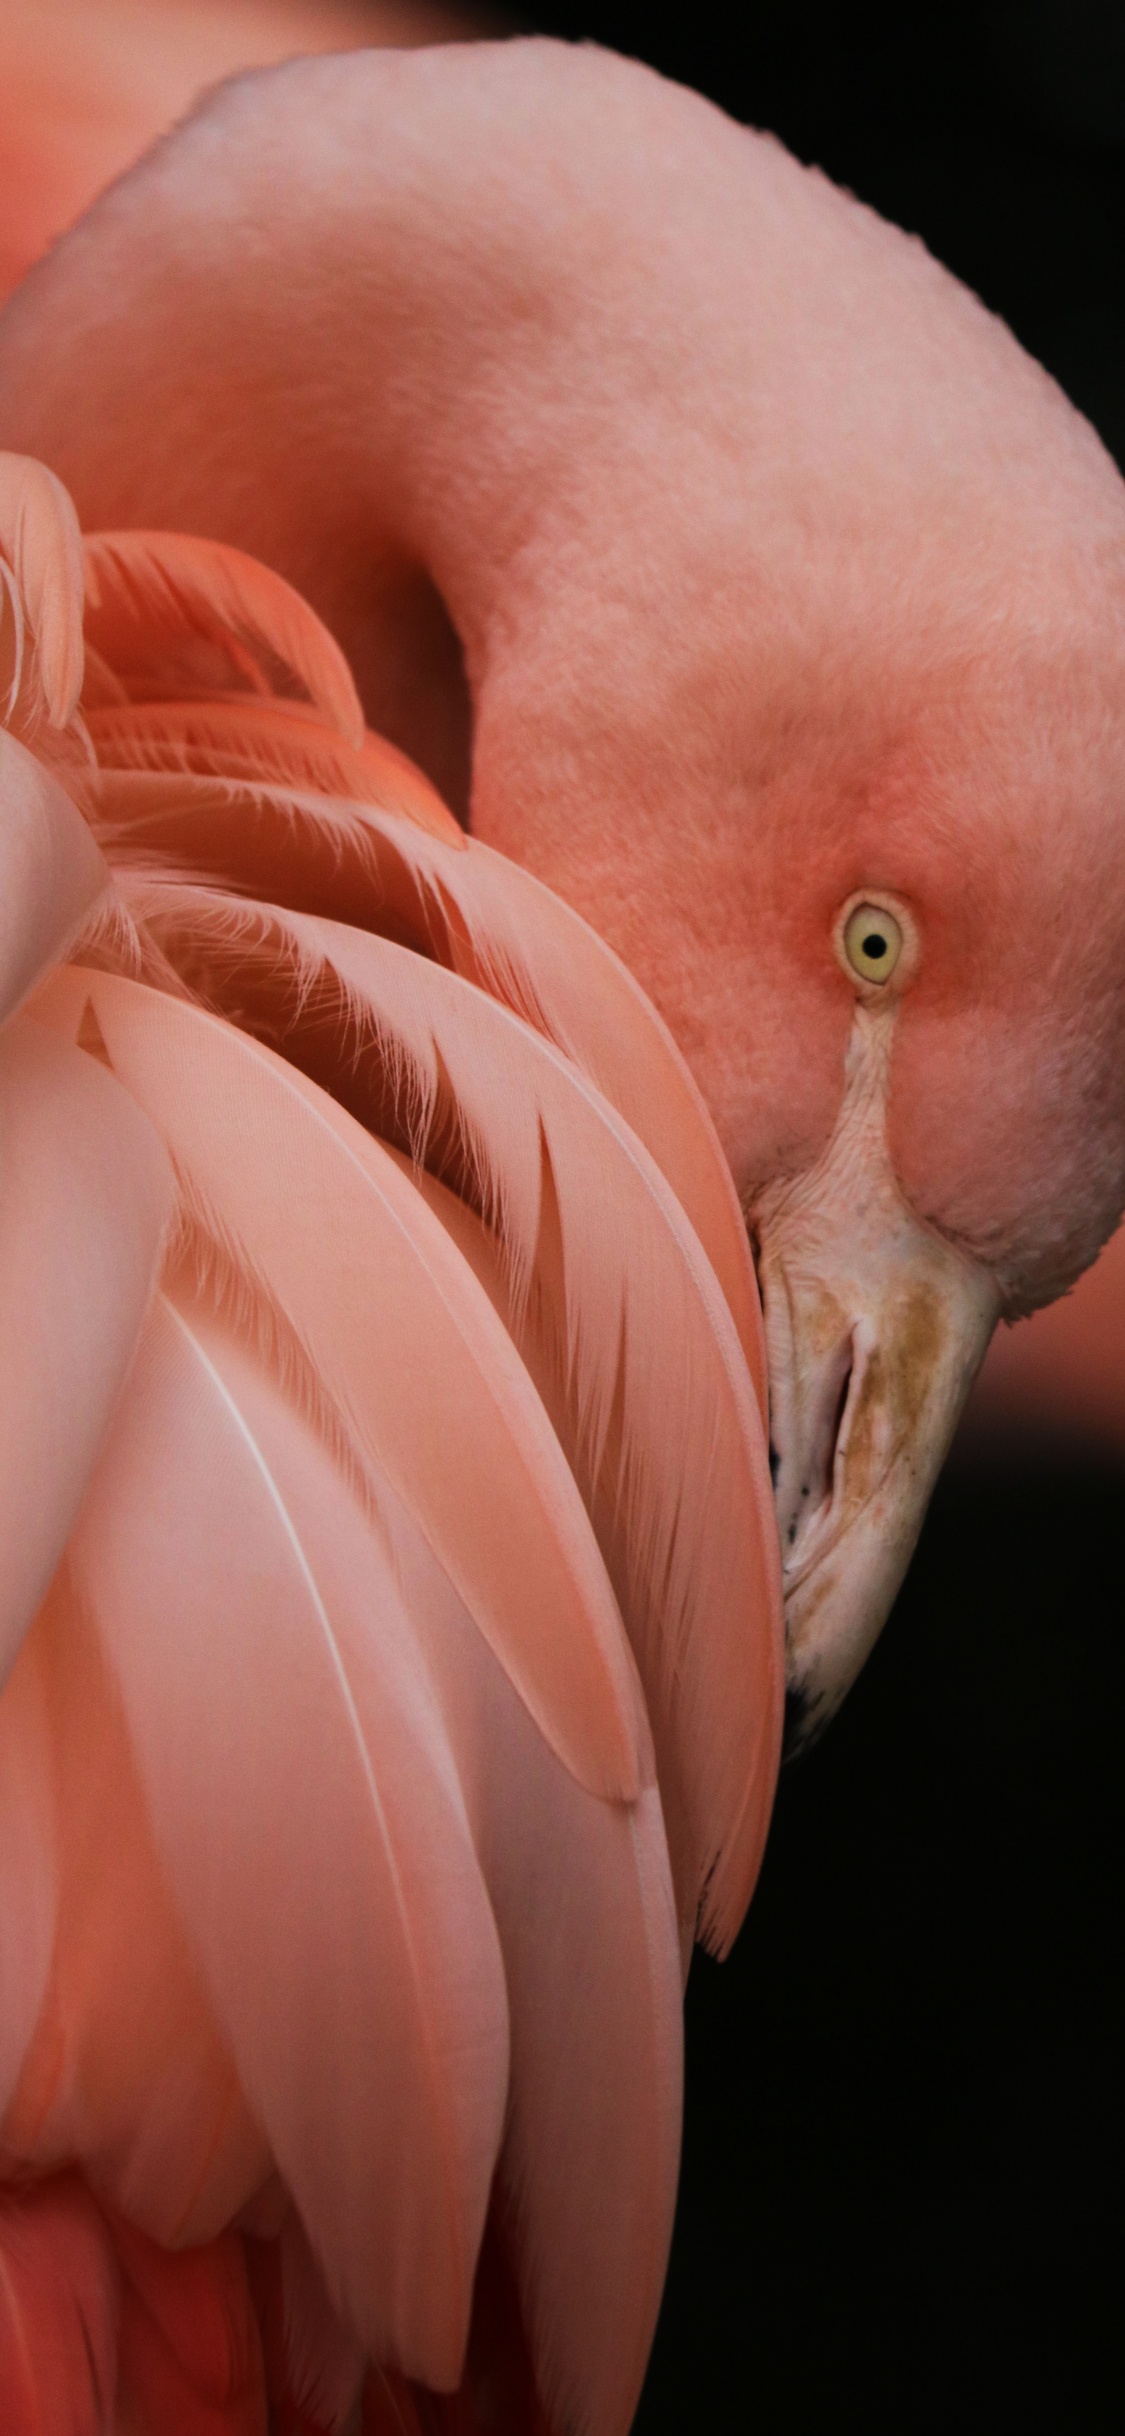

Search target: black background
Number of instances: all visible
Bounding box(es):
[506,8,1124,2427]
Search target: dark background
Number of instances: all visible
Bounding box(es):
[507,8,1125,2427]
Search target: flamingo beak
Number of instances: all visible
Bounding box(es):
[753,1012,1000,1752]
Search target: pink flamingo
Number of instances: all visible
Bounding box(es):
[1,36,1125,2432]
[8,2,1119,1565]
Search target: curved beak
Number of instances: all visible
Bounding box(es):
[754,1010,1000,1751]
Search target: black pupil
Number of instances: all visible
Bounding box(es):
[862,931,887,960]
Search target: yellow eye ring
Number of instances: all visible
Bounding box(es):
[841,902,904,986]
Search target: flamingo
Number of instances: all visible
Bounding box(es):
[7,0,1117,1582]
[2,33,1125,2433]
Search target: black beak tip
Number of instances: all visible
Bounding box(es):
[782,1680,831,1762]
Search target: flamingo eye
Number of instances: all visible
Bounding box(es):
[842,903,903,985]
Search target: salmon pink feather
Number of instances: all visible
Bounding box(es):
[0,446,781,2435]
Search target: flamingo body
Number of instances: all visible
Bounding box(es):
[0,457,780,2431]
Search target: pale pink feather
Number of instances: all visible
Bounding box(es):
[31,962,647,1806]
[89,768,764,1401]
[377,1467,682,2436]
[145,1303,682,2436]
[0,1017,173,1687]
[115,877,782,1949]
[0,734,107,1027]
[69,1290,508,2384]
[3,1565,271,2257]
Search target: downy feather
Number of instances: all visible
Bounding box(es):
[84,702,462,843]
[0,451,85,731]
[84,531,365,747]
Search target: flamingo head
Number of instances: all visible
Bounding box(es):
[478,468,1125,1748]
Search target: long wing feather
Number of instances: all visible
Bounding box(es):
[120,880,781,1947]
[0,1016,173,1687]
[3,1565,271,2256]
[31,963,645,1807]
[70,1289,509,2386]
[200,1367,682,2436]
[90,770,762,1398]
[381,1476,682,2436]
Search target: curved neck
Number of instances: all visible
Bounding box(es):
[0,43,765,818]
[3,36,1117,1238]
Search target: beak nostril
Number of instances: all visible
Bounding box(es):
[829,1352,853,1485]
[772,1327,856,1563]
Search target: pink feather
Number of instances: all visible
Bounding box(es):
[84,530,366,745]
[0,2177,119,2436]
[0,1626,56,2126]
[0,1016,173,1687]
[378,1476,682,2436]
[0,451,84,729]
[89,769,764,1402]
[86,704,464,843]
[0,413,783,2427]
[0,733,107,1027]
[31,962,647,1807]
[115,876,782,1949]
[70,1288,508,2384]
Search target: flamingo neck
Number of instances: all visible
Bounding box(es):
[0,42,753,820]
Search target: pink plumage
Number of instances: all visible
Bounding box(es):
[0,460,781,2432]
[4,30,1125,2433]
